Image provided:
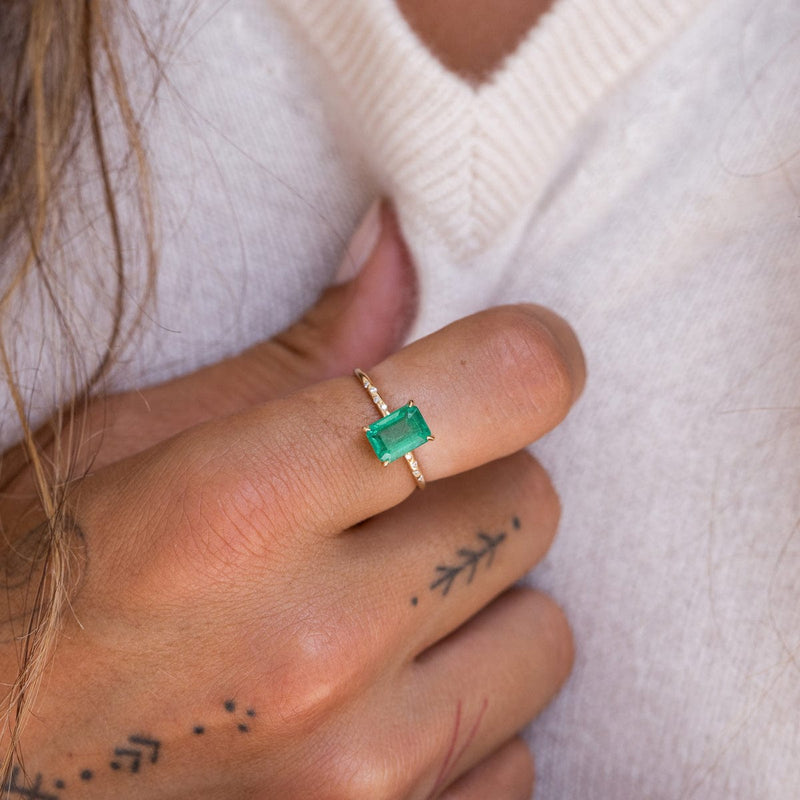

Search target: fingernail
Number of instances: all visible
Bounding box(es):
[333,199,383,285]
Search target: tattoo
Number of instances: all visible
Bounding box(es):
[224,700,254,733]
[429,530,507,596]
[5,767,59,800]
[7,696,257,797]
[428,698,489,798]
[431,699,462,795]
[109,736,160,773]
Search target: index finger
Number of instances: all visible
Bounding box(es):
[82,304,584,556]
[194,303,585,536]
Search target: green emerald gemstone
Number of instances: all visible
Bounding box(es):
[365,404,431,463]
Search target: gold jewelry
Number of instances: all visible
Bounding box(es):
[355,368,434,489]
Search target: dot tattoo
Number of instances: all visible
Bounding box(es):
[10,697,255,797]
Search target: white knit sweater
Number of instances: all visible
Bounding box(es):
[3,0,799,797]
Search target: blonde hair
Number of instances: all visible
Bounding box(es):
[0,0,157,781]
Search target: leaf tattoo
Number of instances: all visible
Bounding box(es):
[430,531,507,596]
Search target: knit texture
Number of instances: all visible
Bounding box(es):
[274,0,708,256]
[1,2,798,797]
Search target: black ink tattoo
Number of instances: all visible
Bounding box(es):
[5,767,59,800]
[513,516,521,530]
[411,596,419,606]
[430,531,507,596]
[7,697,255,797]
[110,735,160,773]
[222,700,255,733]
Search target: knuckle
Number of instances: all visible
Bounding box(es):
[170,419,333,569]
[269,612,369,733]
[325,748,409,800]
[481,305,575,423]
[166,439,285,572]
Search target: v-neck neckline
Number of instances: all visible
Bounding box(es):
[274,0,710,257]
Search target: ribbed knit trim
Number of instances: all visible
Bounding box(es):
[273,0,709,256]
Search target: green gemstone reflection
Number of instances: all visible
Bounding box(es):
[365,405,431,463]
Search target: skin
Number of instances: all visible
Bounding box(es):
[396,0,556,80]
[0,206,586,798]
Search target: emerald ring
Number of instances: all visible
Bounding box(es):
[355,368,434,489]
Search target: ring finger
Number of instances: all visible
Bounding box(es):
[330,588,569,800]
[406,588,570,799]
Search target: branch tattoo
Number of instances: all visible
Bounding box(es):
[413,516,519,605]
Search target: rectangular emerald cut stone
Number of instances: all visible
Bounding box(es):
[365,405,431,463]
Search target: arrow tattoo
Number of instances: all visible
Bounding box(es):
[110,736,160,773]
[430,530,507,596]
[5,767,59,800]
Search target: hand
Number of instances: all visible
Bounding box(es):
[2,205,585,799]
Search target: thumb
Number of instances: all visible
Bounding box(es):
[70,200,418,471]
[248,199,418,393]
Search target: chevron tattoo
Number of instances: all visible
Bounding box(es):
[5,698,257,798]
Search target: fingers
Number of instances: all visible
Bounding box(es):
[407,589,571,797]
[64,201,417,473]
[437,738,534,800]
[337,451,560,658]
[169,302,585,541]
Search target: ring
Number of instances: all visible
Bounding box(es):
[355,368,434,489]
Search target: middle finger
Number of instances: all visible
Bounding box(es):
[336,450,560,660]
